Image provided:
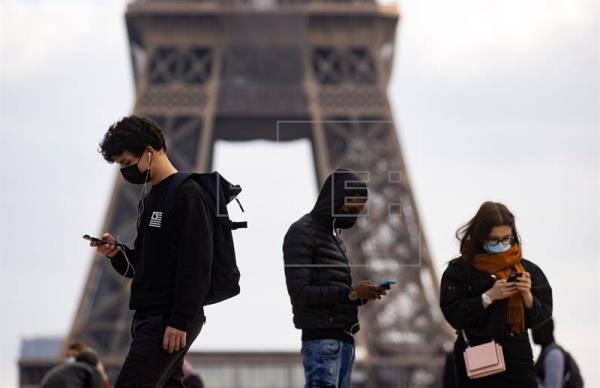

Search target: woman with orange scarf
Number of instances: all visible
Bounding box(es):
[440,201,553,388]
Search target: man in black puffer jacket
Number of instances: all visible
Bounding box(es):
[283,168,388,388]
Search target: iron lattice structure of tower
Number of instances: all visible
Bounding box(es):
[64,1,452,387]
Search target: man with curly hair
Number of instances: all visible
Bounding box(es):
[90,115,213,387]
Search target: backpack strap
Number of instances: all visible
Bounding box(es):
[460,329,471,347]
[541,343,561,360]
[163,172,194,212]
[230,220,248,230]
[538,343,564,377]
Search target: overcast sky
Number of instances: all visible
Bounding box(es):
[1,0,598,387]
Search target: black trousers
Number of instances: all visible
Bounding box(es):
[114,313,204,388]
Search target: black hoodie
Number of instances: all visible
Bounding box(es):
[282,169,368,343]
[310,168,368,230]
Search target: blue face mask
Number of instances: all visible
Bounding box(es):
[484,241,512,254]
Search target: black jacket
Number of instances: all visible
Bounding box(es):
[282,169,368,342]
[440,257,552,339]
[110,174,214,333]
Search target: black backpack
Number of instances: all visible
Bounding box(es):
[561,347,584,388]
[163,171,246,306]
[537,344,584,388]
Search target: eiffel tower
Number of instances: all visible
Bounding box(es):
[64,1,451,386]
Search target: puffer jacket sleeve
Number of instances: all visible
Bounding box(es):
[283,224,350,307]
[440,261,490,330]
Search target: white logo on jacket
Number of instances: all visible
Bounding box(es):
[149,211,163,228]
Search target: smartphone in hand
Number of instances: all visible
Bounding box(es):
[507,273,523,283]
[378,280,396,289]
[83,234,110,246]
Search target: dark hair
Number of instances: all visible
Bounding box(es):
[456,201,521,262]
[531,318,555,346]
[75,348,99,367]
[99,115,167,163]
[67,340,88,352]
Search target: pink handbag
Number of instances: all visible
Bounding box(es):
[461,330,506,379]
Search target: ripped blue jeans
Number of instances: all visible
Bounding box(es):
[301,339,355,388]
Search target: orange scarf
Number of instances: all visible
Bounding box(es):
[471,244,525,333]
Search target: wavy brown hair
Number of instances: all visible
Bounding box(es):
[456,201,521,262]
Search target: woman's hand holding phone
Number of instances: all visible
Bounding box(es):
[513,271,533,308]
[485,279,518,303]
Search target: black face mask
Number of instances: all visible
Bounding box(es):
[333,216,359,229]
[120,157,151,184]
[332,206,363,229]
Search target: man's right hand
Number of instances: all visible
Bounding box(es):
[90,233,121,258]
[352,281,386,300]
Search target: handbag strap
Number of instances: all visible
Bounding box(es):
[461,329,471,347]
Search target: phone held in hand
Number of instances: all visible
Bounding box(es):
[507,272,523,283]
[83,234,110,246]
[378,280,396,289]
